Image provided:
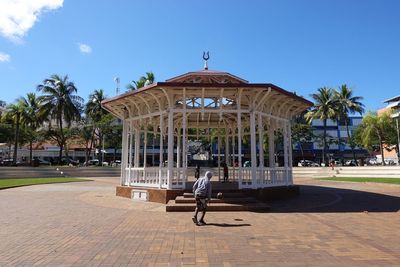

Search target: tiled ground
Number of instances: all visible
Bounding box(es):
[0,177,399,266]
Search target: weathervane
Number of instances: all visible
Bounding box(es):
[203,51,209,70]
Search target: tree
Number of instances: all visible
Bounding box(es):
[37,75,83,163]
[126,71,155,90]
[19,93,42,164]
[4,101,25,165]
[305,87,337,165]
[358,112,396,165]
[292,123,314,162]
[334,85,364,164]
[85,89,109,164]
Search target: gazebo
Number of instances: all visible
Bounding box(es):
[102,61,312,202]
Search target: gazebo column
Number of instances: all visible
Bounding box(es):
[177,131,181,168]
[182,115,187,168]
[283,121,289,185]
[128,122,133,186]
[237,113,242,185]
[158,114,164,188]
[258,114,264,185]
[167,110,174,189]
[258,114,264,167]
[217,134,221,181]
[134,128,140,167]
[268,120,275,182]
[120,119,129,186]
[250,111,257,188]
[143,129,148,168]
[288,121,293,184]
[182,113,187,187]
[225,129,230,166]
[231,129,236,180]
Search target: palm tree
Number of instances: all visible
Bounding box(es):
[19,93,42,164]
[127,71,155,90]
[334,85,365,164]
[359,112,394,165]
[4,101,25,165]
[305,87,337,165]
[37,75,83,163]
[85,89,108,121]
[85,89,108,164]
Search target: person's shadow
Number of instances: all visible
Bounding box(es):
[205,223,251,227]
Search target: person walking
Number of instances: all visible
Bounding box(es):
[192,171,212,226]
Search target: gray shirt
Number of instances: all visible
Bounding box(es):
[193,173,212,200]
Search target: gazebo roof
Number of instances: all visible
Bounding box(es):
[166,69,248,84]
[102,70,313,122]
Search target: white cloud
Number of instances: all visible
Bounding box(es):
[79,43,92,54]
[0,52,10,62]
[0,0,64,42]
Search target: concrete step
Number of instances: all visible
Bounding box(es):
[166,200,270,212]
[183,192,246,198]
[175,196,258,204]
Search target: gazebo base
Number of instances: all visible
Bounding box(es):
[116,184,299,205]
[116,186,185,204]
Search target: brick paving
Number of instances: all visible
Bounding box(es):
[0,177,399,266]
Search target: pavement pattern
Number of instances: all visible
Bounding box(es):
[0,176,399,266]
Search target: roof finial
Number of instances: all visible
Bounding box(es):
[203,51,209,70]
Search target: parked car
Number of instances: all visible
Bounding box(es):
[84,159,99,166]
[38,158,51,165]
[61,157,79,166]
[345,160,357,166]
[111,160,121,167]
[384,159,396,165]
[298,160,320,167]
[366,158,378,165]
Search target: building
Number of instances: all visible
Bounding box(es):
[293,117,369,165]
[376,95,400,164]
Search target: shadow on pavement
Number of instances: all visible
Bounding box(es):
[205,223,251,227]
[270,185,400,213]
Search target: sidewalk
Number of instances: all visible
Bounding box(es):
[0,176,399,266]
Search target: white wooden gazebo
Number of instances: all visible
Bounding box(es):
[102,64,312,191]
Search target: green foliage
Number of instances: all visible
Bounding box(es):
[126,71,155,90]
[357,111,396,165]
[37,74,83,162]
[305,87,337,164]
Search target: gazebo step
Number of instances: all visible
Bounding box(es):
[183,192,247,198]
[175,196,258,204]
[166,200,270,212]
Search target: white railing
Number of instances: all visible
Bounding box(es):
[124,167,186,189]
[239,167,292,189]
[170,168,186,189]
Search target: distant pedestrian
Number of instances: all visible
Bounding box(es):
[194,164,200,180]
[223,163,229,183]
[330,159,335,170]
[192,171,212,226]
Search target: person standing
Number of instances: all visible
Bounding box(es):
[192,171,212,226]
[194,164,200,180]
[223,163,229,183]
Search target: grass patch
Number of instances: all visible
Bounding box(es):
[320,177,400,184]
[0,178,91,190]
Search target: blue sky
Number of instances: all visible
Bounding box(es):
[0,0,399,112]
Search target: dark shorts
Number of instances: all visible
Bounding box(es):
[195,196,207,211]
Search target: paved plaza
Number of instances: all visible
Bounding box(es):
[0,176,399,266]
